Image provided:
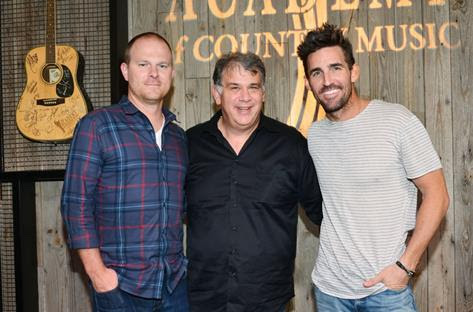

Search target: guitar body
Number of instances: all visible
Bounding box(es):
[16,44,88,142]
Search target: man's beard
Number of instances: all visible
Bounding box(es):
[315,84,352,114]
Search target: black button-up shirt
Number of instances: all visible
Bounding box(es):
[186,111,323,312]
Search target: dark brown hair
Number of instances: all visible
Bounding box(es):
[297,23,355,77]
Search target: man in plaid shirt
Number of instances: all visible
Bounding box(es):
[61,32,189,311]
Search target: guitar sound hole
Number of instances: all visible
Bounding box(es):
[42,63,63,84]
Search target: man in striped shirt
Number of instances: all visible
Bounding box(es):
[61,33,189,311]
[297,24,449,311]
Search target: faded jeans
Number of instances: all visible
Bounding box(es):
[314,286,417,312]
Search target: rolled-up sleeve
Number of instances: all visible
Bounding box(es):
[61,115,103,249]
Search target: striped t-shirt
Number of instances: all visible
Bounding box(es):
[308,99,441,299]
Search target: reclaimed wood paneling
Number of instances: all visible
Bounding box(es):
[294,209,320,311]
[36,181,91,312]
[181,0,211,79]
[207,0,237,71]
[423,2,456,311]
[366,3,398,104]
[256,1,291,121]
[450,0,473,311]
[95,1,472,311]
[127,1,158,35]
[351,0,371,100]
[395,1,425,117]
[158,11,187,125]
[185,78,212,126]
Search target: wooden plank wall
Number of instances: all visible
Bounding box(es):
[33,1,472,311]
[125,1,472,311]
[36,181,91,312]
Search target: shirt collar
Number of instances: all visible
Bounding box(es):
[119,96,177,125]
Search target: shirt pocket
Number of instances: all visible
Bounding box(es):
[186,172,229,210]
[254,168,298,207]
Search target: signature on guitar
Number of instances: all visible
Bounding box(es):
[16,0,88,142]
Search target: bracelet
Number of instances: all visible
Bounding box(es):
[396,261,415,278]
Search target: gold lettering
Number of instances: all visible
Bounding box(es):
[369,0,411,9]
[356,26,384,52]
[208,0,237,19]
[428,0,445,5]
[165,0,198,22]
[165,0,177,22]
[287,30,307,56]
[243,0,256,16]
[183,0,198,20]
[369,0,392,8]
[285,0,316,13]
[214,34,238,57]
[386,24,407,51]
[315,0,328,27]
[425,23,437,49]
[194,35,214,62]
[263,32,286,58]
[254,33,263,55]
[262,0,277,15]
[396,0,412,7]
[439,22,460,49]
[244,0,277,16]
[240,33,250,53]
[174,35,189,64]
[331,0,359,11]
[303,7,317,29]
[409,24,426,50]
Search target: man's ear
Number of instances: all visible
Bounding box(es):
[304,77,310,90]
[351,64,360,83]
[211,85,222,106]
[120,63,129,82]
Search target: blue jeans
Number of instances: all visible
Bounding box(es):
[314,286,417,312]
[91,277,189,312]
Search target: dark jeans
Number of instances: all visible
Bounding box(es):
[91,277,189,312]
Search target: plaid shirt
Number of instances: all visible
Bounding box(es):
[61,97,188,299]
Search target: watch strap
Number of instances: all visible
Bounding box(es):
[396,260,415,278]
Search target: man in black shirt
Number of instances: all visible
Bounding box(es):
[186,52,323,312]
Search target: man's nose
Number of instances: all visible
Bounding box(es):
[149,66,159,77]
[322,72,333,86]
[239,88,251,101]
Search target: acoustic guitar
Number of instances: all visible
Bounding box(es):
[16,0,88,142]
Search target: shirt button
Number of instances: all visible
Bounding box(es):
[230,271,236,278]
[230,248,237,255]
[233,180,238,185]
[231,226,237,231]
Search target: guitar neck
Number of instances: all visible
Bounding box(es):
[45,0,56,64]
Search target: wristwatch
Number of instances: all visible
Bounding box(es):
[396,261,416,278]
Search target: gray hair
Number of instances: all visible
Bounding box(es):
[212,52,266,87]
